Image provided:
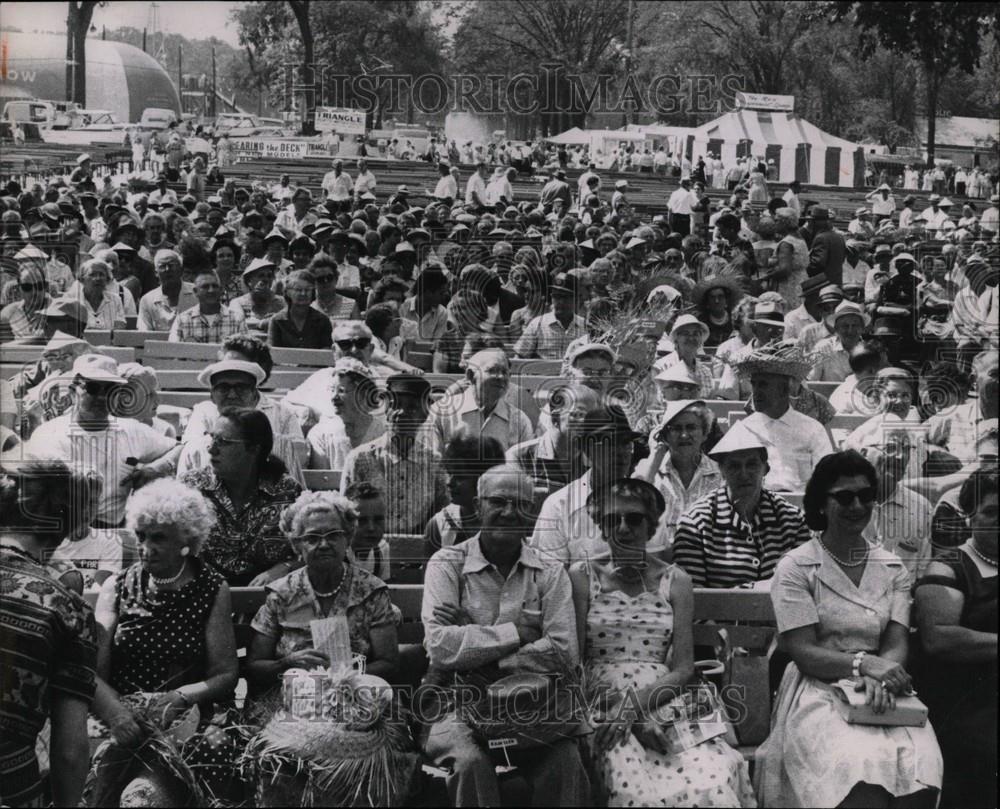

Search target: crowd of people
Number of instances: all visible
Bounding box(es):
[0,146,997,808]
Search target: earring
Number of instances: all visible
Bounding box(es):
[180,546,190,557]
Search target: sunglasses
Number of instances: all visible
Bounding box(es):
[336,338,371,351]
[827,488,877,507]
[206,432,248,447]
[312,274,336,283]
[600,512,648,531]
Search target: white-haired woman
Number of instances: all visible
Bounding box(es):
[306,358,386,471]
[246,490,399,693]
[77,258,127,330]
[86,478,240,806]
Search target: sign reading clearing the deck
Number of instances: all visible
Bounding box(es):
[231,139,329,161]
[315,106,366,134]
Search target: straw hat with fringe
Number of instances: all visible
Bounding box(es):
[731,340,813,381]
[240,669,418,807]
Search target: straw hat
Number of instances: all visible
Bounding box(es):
[692,274,745,309]
[731,341,812,381]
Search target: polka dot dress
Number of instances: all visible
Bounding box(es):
[110,560,223,694]
[584,563,756,808]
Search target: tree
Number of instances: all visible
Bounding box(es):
[825,2,1000,165]
[66,1,101,105]
[287,0,315,134]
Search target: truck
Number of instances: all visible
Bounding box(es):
[2,99,81,130]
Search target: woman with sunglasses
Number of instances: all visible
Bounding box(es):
[308,253,360,321]
[569,478,754,807]
[755,450,942,808]
[181,407,301,587]
[246,490,399,693]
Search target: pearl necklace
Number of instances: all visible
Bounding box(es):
[969,542,998,567]
[819,537,869,568]
[312,571,346,599]
[151,559,187,586]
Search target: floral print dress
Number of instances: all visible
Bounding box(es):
[583,560,756,808]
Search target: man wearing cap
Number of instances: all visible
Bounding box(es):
[672,421,811,588]
[865,184,897,222]
[169,269,247,343]
[485,166,515,207]
[148,174,179,209]
[919,194,950,235]
[113,362,175,438]
[23,355,177,530]
[429,348,533,454]
[228,258,285,339]
[797,284,844,354]
[875,252,921,311]
[848,208,875,239]
[0,265,51,341]
[808,301,869,382]
[805,207,846,287]
[783,274,826,341]
[341,373,446,534]
[513,272,586,359]
[865,244,893,303]
[733,342,835,491]
[718,301,789,400]
[136,249,197,331]
[69,153,93,189]
[530,403,666,565]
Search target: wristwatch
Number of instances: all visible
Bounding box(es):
[852,651,867,678]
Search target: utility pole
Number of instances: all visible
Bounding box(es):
[624,0,635,126]
[178,44,183,113]
[142,28,147,52]
[211,45,217,118]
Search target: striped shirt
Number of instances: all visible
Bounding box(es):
[673,486,810,588]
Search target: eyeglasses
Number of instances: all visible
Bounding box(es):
[827,488,877,507]
[44,350,76,362]
[481,495,534,512]
[336,338,371,351]
[600,512,648,531]
[212,382,255,396]
[300,530,347,546]
[206,432,249,447]
[312,274,336,283]
[665,422,702,435]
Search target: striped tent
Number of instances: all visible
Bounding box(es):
[688,110,865,188]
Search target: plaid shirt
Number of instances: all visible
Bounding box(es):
[513,311,587,359]
[168,305,247,343]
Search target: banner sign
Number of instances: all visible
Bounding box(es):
[231,139,330,161]
[734,92,794,112]
[315,106,366,134]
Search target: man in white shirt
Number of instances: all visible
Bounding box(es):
[465,162,488,210]
[23,354,177,529]
[577,162,600,201]
[920,194,951,235]
[733,342,835,491]
[485,167,514,206]
[653,148,669,174]
[430,162,458,204]
[980,193,999,237]
[321,159,354,213]
[866,184,897,221]
[353,158,377,203]
[147,174,178,208]
[428,349,533,454]
[667,178,697,236]
[137,249,198,331]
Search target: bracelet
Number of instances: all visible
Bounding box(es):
[852,651,867,678]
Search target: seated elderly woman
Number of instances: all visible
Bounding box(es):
[652,314,719,399]
[915,468,997,809]
[569,478,754,807]
[845,367,928,475]
[307,358,385,471]
[635,400,722,551]
[755,450,942,808]
[268,269,334,349]
[182,407,302,586]
[87,478,240,807]
[672,422,811,588]
[246,490,399,692]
